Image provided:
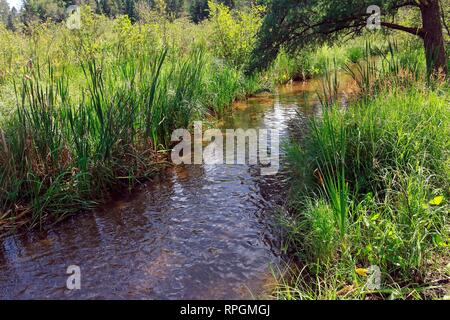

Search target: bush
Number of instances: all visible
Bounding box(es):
[207,0,264,67]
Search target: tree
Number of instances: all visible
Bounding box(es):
[208,0,264,66]
[189,0,208,22]
[250,0,448,76]
[0,0,10,25]
[96,0,128,17]
[165,0,184,18]
[6,6,18,31]
[189,0,235,23]
[22,0,85,24]
[124,0,138,21]
[20,1,98,25]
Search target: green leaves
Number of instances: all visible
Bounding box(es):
[208,0,264,68]
[249,0,423,74]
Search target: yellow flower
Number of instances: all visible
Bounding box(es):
[429,196,444,206]
[355,268,368,276]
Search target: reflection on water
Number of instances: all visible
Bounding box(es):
[0,82,322,299]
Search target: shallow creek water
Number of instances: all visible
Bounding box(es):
[0,80,349,299]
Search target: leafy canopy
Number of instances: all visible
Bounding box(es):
[249,0,423,72]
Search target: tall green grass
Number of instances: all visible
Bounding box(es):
[0,6,272,232]
[345,39,428,98]
[269,34,391,84]
[0,41,264,232]
[279,38,449,299]
[281,84,449,299]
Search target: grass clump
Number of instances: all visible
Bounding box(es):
[0,4,271,234]
[0,42,264,233]
[279,79,450,299]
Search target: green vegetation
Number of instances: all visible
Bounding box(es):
[0,3,268,232]
[0,0,448,300]
[0,0,250,28]
[269,36,377,83]
[250,0,448,76]
[276,43,449,299]
[242,0,450,300]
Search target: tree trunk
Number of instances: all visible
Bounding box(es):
[420,0,448,76]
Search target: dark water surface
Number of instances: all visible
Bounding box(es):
[0,83,322,299]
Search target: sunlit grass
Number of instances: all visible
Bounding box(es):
[280,80,449,299]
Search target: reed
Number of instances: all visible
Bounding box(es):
[282,55,449,298]
[0,42,259,231]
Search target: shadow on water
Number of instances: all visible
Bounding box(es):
[0,78,355,299]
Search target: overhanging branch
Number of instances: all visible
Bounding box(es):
[381,22,424,37]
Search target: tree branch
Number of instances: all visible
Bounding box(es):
[381,22,424,37]
[395,0,421,8]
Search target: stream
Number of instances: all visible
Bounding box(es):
[0,81,330,299]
